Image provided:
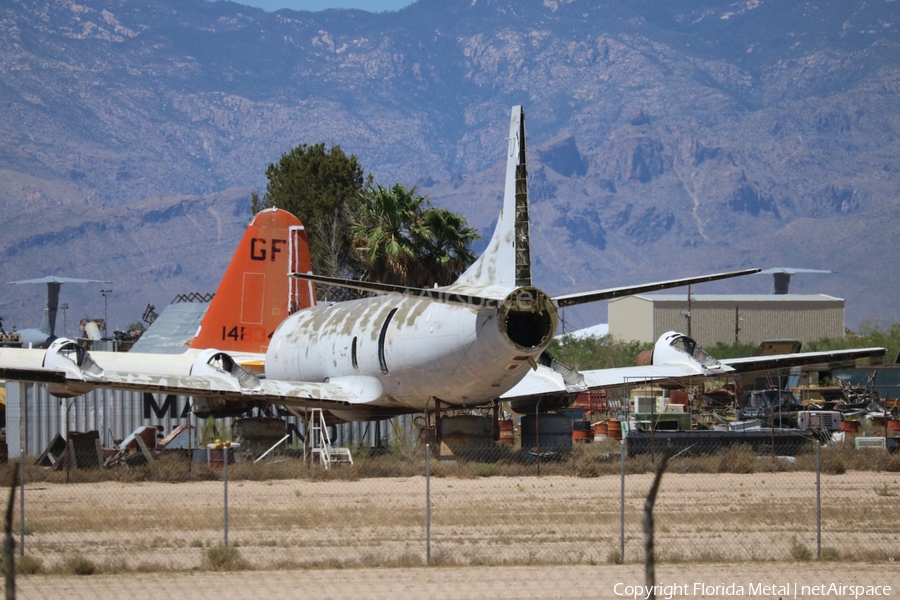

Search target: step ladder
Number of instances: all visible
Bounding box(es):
[307,408,353,469]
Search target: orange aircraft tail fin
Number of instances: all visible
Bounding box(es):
[190,208,315,353]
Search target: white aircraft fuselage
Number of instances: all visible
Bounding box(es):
[266,284,557,412]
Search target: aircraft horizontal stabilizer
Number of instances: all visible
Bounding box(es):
[290,273,504,308]
[551,268,761,308]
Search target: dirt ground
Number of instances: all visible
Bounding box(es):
[17,563,900,600]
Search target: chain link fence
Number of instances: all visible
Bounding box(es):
[1,382,899,598]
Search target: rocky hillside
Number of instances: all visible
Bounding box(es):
[1,0,898,335]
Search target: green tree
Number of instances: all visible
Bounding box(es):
[807,321,900,364]
[351,183,479,287]
[546,335,653,370]
[251,143,371,280]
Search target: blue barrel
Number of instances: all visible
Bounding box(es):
[520,414,573,453]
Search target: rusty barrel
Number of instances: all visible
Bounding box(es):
[608,419,622,441]
[840,420,859,435]
[498,419,514,444]
[572,420,591,443]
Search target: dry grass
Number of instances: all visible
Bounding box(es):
[6,440,897,486]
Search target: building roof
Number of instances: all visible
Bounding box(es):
[618,293,843,303]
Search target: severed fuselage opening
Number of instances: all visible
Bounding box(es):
[498,286,557,351]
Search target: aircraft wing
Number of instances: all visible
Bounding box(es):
[500,363,717,401]
[580,346,885,387]
[0,343,373,410]
[0,362,359,410]
[719,347,886,373]
[501,346,886,407]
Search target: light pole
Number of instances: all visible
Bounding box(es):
[100,289,112,336]
[60,303,69,337]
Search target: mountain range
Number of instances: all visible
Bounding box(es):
[1,0,898,337]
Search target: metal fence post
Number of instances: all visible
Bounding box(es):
[620,437,626,560]
[425,442,431,565]
[223,445,229,547]
[18,383,26,557]
[816,439,821,557]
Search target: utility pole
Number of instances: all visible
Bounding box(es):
[100,288,112,336]
[60,303,69,337]
[680,285,692,338]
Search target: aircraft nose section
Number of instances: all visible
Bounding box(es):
[498,287,557,351]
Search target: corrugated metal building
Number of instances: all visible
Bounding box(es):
[4,382,404,459]
[608,294,845,346]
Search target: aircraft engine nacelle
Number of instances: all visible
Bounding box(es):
[497,286,558,351]
[42,338,105,398]
[188,349,264,419]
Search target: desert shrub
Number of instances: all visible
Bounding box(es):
[882,453,900,472]
[819,451,846,475]
[14,523,34,536]
[747,452,802,473]
[574,457,600,478]
[383,552,424,568]
[624,454,654,474]
[668,454,717,474]
[473,463,494,477]
[789,536,813,561]
[15,555,44,575]
[204,544,248,571]
[107,464,151,483]
[63,554,98,576]
[819,547,842,561]
[1,554,44,575]
[717,445,755,474]
[147,453,192,482]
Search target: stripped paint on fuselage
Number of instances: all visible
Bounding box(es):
[266,287,556,412]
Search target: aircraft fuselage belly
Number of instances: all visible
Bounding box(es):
[265,294,548,411]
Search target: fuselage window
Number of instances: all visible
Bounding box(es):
[351,336,358,371]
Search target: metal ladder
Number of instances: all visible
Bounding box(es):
[308,408,353,468]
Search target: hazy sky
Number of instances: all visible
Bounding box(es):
[232,0,416,12]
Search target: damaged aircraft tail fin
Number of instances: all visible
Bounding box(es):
[452,105,529,289]
[190,208,316,353]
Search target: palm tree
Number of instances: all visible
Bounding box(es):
[351,183,479,287]
[418,207,479,286]
[352,183,428,286]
